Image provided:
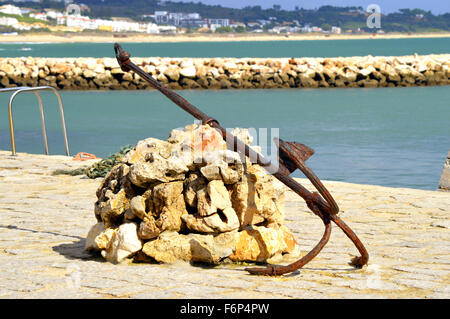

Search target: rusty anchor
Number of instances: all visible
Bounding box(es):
[113,43,369,276]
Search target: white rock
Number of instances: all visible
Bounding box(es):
[207,180,232,210]
[180,66,196,78]
[359,66,376,77]
[101,223,142,263]
[95,228,116,250]
[129,152,189,187]
[85,222,106,251]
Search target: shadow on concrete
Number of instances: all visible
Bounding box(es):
[0,224,83,240]
[0,223,103,262]
[52,238,105,262]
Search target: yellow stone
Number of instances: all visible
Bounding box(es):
[229,226,296,262]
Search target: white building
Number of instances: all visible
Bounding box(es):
[331,26,342,34]
[209,18,229,26]
[0,4,22,16]
[207,18,230,31]
[56,15,66,25]
[46,11,64,20]
[57,13,156,33]
[0,16,18,27]
[300,25,323,33]
[29,13,47,21]
[110,20,145,33]
[154,11,169,24]
[155,25,176,33]
[154,11,202,27]
[146,23,160,34]
[65,15,98,30]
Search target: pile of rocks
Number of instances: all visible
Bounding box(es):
[1,54,449,90]
[85,123,299,265]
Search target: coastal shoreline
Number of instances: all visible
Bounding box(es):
[1,32,450,43]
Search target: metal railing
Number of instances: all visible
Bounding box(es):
[1,86,70,156]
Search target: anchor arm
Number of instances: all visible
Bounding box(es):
[113,43,369,275]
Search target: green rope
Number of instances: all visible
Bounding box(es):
[52,167,87,176]
[51,145,133,179]
[85,145,133,179]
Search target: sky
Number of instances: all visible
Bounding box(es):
[175,0,450,14]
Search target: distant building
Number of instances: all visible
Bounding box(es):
[156,25,177,34]
[206,18,230,31]
[56,16,66,25]
[256,19,270,26]
[0,16,18,27]
[269,26,286,34]
[331,26,342,34]
[146,23,159,34]
[29,12,47,21]
[246,22,260,28]
[207,18,229,27]
[46,11,64,20]
[65,15,97,30]
[154,11,169,24]
[179,18,204,28]
[154,11,203,27]
[57,13,160,33]
[0,4,22,16]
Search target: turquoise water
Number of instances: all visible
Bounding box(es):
[1,37,450,58]
[1,86,448,190]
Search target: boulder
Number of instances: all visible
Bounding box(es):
[101,222,142,263]
[164,66,180,81]
[85,222,106,251]
[95,188,130,228]
[229,226,296,262]
[128,152,189,187]
[180,66,196,78]
[142,231,237,264]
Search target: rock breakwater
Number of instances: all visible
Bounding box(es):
[0,54,449,90]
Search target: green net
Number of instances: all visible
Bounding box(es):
[52,145,133,179]
[85,145,133,179]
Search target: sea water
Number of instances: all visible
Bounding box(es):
[1,86,448,190]
[0,37,449,58]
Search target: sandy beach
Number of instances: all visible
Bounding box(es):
[1,32,450,43]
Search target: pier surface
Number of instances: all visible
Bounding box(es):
[0,150,449,298]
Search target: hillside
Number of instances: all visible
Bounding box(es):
[1,0,449,32]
